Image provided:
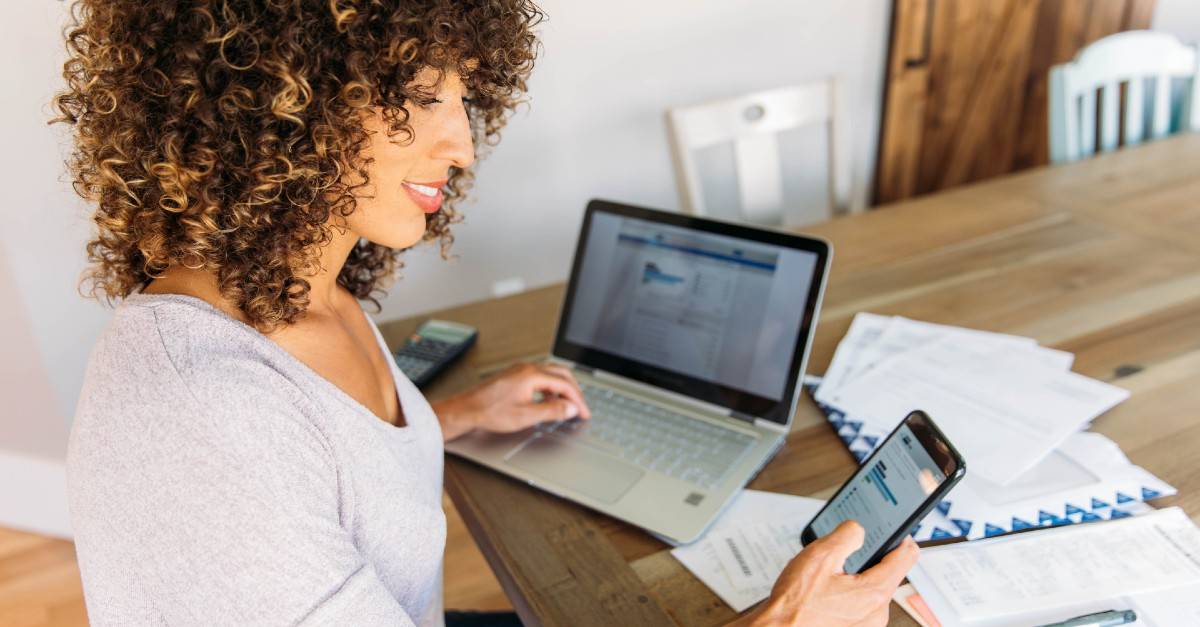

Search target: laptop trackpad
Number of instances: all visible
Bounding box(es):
[506,435,643,504]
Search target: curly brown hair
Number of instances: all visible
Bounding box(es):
[54,0,543,329]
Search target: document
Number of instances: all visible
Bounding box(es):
[1124,585,1200,625]
[825,339,1129,485]
[671,490,824,612]
[710,520,803,594]
[814,314,1068,406]
[907,507,1200,623]
[897,580,1200,627]
[914,582,1200,627]
[815,312,891,404]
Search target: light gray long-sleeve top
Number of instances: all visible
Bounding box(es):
[67,293,447,626]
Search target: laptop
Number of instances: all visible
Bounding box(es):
[446,199,831,543]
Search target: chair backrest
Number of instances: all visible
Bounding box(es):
[666,79,852,226]
[1049,30,1200,163]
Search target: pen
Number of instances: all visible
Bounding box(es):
[1036,609,1137,627]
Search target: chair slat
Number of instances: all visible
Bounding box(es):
[1079,89,1097,158]
[733,133,784,225]
[1100,82,1120,152]
[1124,78,1145,146]
[1153,74,1172,139]
[1048,66,1076,162]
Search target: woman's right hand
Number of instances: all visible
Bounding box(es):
[731,520,920,627]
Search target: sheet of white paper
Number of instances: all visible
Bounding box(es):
[671,490,824,612]
[861,317,1038,375]
[815,313,891,404]
[711,520,804,593]
[1127,585,1200,625]
[826,340,1129,484]
[816,315,1073,406]
[911,507,1200,622]
[909,571,1200,627]
[1026,345,1075,371]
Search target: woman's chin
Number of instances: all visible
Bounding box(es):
[371,218,429,249]
[349,196,439,249]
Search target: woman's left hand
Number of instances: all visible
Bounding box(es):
[432,362,592,441]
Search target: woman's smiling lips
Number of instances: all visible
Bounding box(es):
[402,179,447,213]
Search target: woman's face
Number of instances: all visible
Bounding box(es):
[348,67,475,249]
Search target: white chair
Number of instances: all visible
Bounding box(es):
[1049,30,1200,163]
[666,79,853,227]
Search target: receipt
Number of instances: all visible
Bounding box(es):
[671,491,824,612]
[710,520,805,594]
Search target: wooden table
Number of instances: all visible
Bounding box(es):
[379,133,1200,626]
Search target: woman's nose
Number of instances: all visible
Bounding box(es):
[435,102,475,170]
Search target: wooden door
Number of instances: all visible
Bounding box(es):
[874,0,1156,204]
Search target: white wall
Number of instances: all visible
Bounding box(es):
[0,2,110,443]
[377,0,894,321]
[0,1,105,535]
[1156,0,1200,43]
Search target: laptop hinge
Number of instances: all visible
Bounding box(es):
[730,410,757,424]
[754,418,788,433]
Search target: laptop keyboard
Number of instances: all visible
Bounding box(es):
[535,383,757,489]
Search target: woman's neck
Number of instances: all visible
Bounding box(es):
[143,221,361,322]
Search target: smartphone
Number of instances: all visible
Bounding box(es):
[800,410,965,574]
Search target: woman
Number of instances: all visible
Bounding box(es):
[56,1,917,625]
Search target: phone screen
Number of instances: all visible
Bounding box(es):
[807,420,952,573]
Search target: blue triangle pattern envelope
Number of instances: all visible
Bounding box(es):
[805,380,1176,542]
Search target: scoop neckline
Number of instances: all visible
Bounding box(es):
[126,292,416,436]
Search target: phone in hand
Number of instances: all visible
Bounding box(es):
[800,410,966,574]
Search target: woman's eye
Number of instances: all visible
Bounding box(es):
[416,97,470,109]
[409,93,441,108]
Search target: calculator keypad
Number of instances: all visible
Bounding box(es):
[393,339,453,383]
[390,322,477,388]
[393,354,434,381]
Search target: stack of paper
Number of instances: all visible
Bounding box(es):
[905,507,1200,626]
[671,490,825,612]
[810,313,1175,541]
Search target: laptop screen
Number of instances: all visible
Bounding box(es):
[553,200,830,425]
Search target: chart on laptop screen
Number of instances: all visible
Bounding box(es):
[565,213,818,401]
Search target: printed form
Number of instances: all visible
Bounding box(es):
[907,507,1200,624]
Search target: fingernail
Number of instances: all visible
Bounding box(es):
[564,403,579,419]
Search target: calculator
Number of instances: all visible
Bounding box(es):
[391,319,478,388]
